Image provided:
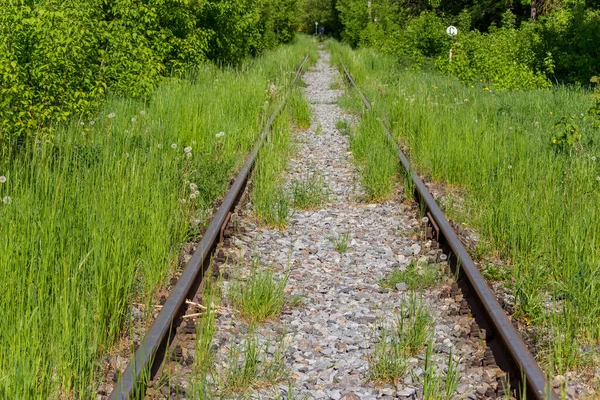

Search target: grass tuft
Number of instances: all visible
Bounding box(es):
[328,232,350,253]
[230,265,289,323]
[380,259,443,291]
[291,170,328,210]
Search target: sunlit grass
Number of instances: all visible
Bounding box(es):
[329,39,600,378]
[0,37,314,397]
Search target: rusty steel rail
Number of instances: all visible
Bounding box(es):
[342,65,557,400]
[109,52,311,400]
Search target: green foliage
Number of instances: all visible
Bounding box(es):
[439,16,551,90]
[0,38,312,397]
[536,4,600,85]
[328,232,350,252]
[230,265,289,323]
[335,1,600,89]
[380,259,443,290]
[0,0,300,149]
[333,41,600,375]
[552,115,582,154]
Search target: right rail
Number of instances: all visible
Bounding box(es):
[342,65,557,400]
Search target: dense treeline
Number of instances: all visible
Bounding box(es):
[0,0,298,148]
[330,0,600,90]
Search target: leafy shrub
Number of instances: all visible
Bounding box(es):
[438,12,551,90]
[0,0,299,151]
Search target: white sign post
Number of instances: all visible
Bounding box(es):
[446,26,458,36]
[446,26,458,63]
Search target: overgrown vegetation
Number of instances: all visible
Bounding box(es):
[0,0,300,149]
[0,38,313,398]
[291,170,328,209]
[332,0,600,90]
[369,295,434,382]
[380,259,443,291]
[252,79,315,227]
[331,39,600,381]
[230,263,290,323]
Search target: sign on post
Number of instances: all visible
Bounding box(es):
[446,26,457,63]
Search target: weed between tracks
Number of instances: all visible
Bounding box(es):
[230,263,289,323]
[380,259,444,291]
[328,231,350,253]
[369,295,435,381]
[330,39,600,384]
[252,82,312,228]
[290,170,328,210]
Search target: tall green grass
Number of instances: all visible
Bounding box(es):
[329,40,600,377]
[0,37,313,398]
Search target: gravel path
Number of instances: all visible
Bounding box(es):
[146,49,505,400]
[205,50,504,399]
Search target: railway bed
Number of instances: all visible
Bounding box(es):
[105,48,557,400]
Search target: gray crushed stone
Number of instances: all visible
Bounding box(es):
[201,50,502,399]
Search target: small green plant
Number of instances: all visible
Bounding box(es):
[315,121,323,135]
[230,264,289,323]
[481,263,511,281]
[396,295,434,355]
[552,115,582,154]
[369,295,434,383]
[335,118,352,136]
[329,78,343,90]
[422,340,461,400]
[380,259,442,291]
[291,171,328,209]
[369,322,408,383]
[335,119,350,130]
[329,232,350,253]
[223,332,289,394]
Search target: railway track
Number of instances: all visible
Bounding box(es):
[108,52,311,400]
[107,50,557,400]
[341,65,557,400]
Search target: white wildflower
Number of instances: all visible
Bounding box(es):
[131,117,137,123]
[191,140,197,145]
[108,113,116,119]
[190,193,197,199]
[89,120,95,126]
[2,196,11,204]
[508,165,513,169]
[80,121,85,126]
[592,156,597,161]
[0,176,6,183]
[157,144,162,149]
[190,183,198,191]
[186,152,193,158]
[140,110,146,115]
[597,176,600,182]
[184,146,192,153]
[216,132,225,138]
[171,143,177,149]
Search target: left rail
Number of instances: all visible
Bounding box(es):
[109,52,311,400]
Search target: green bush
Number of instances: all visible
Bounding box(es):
[0,0,299,151]
[438,12,551,90]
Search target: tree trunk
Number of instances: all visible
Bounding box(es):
[531,0,537,21]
